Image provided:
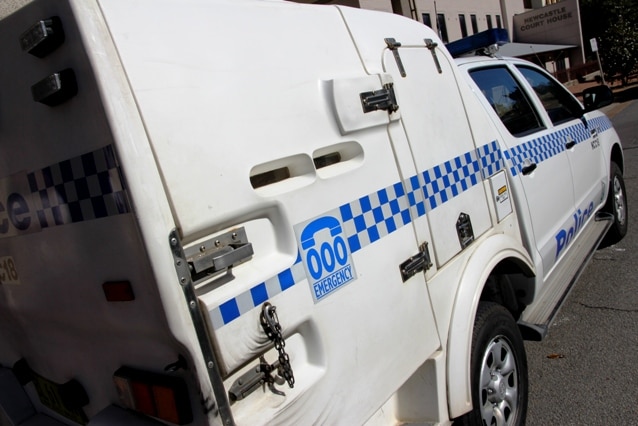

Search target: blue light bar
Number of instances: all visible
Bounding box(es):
[446,28,510,58]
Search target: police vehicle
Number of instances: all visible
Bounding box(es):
[0,1,626,425]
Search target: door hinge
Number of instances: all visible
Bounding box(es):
[424,38,443,74]
[169,230,235,425]
[385,37,406,77]
[360,83,399,114]
[400,242,433,282]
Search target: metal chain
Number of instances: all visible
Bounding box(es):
[260,303,295,388]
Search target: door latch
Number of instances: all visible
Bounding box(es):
[228,356,286,402]
[184,227,253,282]
[400,242,433,282]
[456,212,474,249]
[228,303,295,402]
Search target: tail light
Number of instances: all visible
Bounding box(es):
[113,367,193,425]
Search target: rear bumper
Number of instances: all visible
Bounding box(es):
[0,367,163,426]
[0,367,64,426]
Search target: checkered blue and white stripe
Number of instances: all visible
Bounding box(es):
[589,115,613,132]
[478,140,505,179]
[212,257,306,329]
[192,118,612,328]
[339,183,413,254]
[505,120,603,176]
[209,141,504,329]
[27,146,130,228]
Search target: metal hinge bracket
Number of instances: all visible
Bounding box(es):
[400,242,433,282]
[424,38,443,74]
[385,37,406,77]
[360,83,399,114]
[169,230,235,425]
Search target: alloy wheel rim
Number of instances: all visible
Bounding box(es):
[613,176,626,226]
[479,335,519,426]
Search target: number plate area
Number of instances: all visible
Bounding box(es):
[0,256,20,285]
[32,373,88,425]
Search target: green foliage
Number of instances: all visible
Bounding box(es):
[580,0,638,85]
[601,15,638,85]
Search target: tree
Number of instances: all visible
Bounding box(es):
[601,14,638,85]
[580,0,638,85]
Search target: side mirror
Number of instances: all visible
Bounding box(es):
[582,85,614,112]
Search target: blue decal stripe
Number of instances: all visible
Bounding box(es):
[506,120,609,176]
[217,119,623,328]
[590,116,613,132]
[209,257,306,329]
[210,141,504,329]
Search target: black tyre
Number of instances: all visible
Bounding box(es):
[602,162,628,246]
[456,302,528,426]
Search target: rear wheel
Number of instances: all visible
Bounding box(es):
[457,302,528,426]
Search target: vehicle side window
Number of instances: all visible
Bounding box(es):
[516,65,583,125]
[469,67,544,137]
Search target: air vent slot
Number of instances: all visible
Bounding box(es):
[313,141,363,179]
[313,152,341,169]
[250,167,290,189]
[250,154,315,196]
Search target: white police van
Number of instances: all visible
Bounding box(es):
[0,1,626,425]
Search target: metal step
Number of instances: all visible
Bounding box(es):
[519,213,613,340]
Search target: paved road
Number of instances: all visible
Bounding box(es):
[526,99,638,425]
[0,0,28,18]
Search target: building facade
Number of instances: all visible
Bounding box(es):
[293,0,587,81]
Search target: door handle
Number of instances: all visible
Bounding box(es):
[521,163,537,175]
[565,140,576,149]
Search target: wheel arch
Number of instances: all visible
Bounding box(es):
[446,233,535,419]
[610,142,624,174]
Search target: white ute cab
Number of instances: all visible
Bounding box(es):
[0,1,626,426]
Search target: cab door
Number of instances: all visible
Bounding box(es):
[514,64,607,228]
[465,64,576,278]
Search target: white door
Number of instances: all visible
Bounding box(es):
[466,64,576,277]
[514,64,607,249]
[100,1,442,423]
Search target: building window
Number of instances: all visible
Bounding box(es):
[496,15,502,29]
[555,58,567,71]
[459,14,468,38]
[437,13,449,43]
[422,13,432,28]
[486,14,493,29]
[470,14,478,34]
